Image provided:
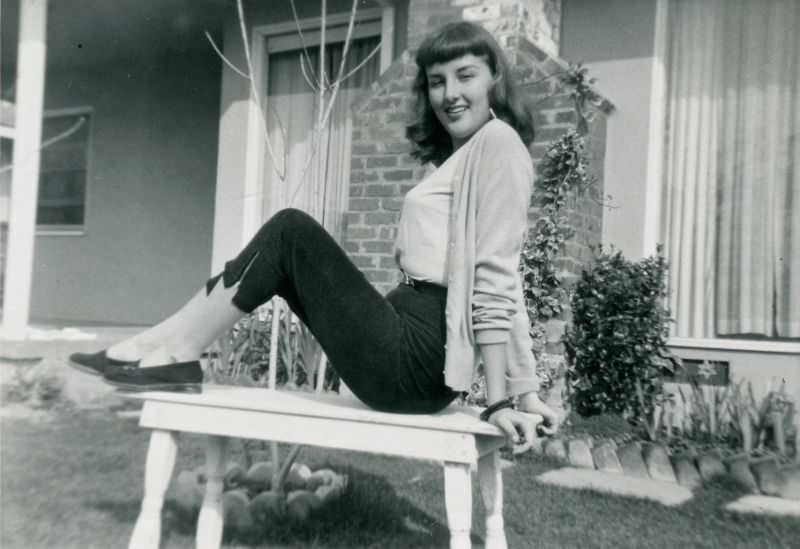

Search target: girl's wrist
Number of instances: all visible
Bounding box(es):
[479,396,517,422]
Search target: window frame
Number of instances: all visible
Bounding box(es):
[238,7,392,241]
[35,106,93,236]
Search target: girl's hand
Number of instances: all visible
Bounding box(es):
[517,392,559,436]
[487,408,536,453]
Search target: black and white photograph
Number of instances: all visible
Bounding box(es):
[1,0,798,547]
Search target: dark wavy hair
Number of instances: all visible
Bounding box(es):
[405,22,535,166]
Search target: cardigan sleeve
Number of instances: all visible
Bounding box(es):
[471,124,534,344]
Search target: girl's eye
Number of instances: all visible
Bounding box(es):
[428,80,443,88]
[459,73,474,81]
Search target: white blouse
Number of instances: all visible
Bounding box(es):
[393,146,466,286]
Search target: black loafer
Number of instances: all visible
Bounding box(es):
[69,350,139,376]
[103,361,203,393]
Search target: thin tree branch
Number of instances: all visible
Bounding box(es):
[205,31,249,80]
[300,52,320,92]
[0,116,87,176]
[236,0,286,180]
[289,0,319,91]
[337,42,381,86]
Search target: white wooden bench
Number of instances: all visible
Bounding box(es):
[124,385,528,549]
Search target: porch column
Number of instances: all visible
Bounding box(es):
[2,0,49,338]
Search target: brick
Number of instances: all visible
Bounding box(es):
[365,212,399,225]
[352,143,379,155]
[617,442,649,479]
[346,227,376,240]
[350,171,380,184]
[727,456,759,493]
[366,156,399,169]
[342,241,359,253]
[383,169,414,182]
[381,197,404,211]
[752,457,782,496]
[386,111,412,124]
[345,212,363,225]
[382,142,411,154]
[365,184,398,198]
[380,255,398,269]
[673,456,702,488]
[644,444,677,483]
[379,226,398,240]
[592,442,623,474]
[364,269,392,283]
[350,157,364,170]
[543,438,567,461]
[362,241,394,254]
[536,127,569,143]
[349,255,376,268]
[698,452,726,481]
[349,198,380,211]
[567,439,594,469]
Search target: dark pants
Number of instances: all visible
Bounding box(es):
[206,208,458,414]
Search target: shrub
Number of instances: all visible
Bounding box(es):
[563,246,678,420]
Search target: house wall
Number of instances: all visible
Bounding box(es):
[30,48,221,325]
[560,0,659,260]
[668,345,800,416]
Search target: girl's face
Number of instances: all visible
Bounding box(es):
[426,53,495,151]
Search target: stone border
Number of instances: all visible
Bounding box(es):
[539,435,800,501]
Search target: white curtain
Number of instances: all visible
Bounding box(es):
[263,37,379,241]
[662,0,800,339]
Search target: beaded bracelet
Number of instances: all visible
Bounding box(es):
[479,396,517,422]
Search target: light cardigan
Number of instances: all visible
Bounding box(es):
[443,118,540,396]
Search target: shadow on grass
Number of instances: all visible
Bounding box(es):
[88,465,461,549]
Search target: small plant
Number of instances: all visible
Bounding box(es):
[563,246,679,421]
[633,377,797,462]
[1,361,64,409]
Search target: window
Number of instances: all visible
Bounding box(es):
[36,110,91,231]
[660,0,799,341]
[255,10,385,242]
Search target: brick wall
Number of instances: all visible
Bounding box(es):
[345,34,611,299]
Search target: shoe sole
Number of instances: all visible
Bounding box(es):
[68,360,102,376]
[105,380,202,394]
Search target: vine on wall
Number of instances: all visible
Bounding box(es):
[519,63,601,396]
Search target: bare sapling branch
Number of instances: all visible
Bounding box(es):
[235,0,286,180]
[205,31,249,79]
[0,116,88,176]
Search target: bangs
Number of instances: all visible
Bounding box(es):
[415,23,494,69]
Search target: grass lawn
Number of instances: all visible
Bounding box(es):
[2,407,800,549]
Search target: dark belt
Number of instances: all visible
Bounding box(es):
[401,273,448,299]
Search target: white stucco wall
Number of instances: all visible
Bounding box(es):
[30,50,221,325]
[561,0,659,260]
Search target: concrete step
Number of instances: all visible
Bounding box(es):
[535,466,694,506]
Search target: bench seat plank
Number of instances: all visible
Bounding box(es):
[140,400,507,463]
[127,385,504,436]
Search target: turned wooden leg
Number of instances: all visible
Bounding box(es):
[129,430,179,549]
[478,451,507,549]
[196,435,228,549]
[444,462,472,549]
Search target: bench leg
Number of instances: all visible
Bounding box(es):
[478,451,507,549]
[196,435,228,549]
[129,429,178,549]
[444,462,472,549]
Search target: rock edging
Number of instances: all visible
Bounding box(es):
[539,435,800,501]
